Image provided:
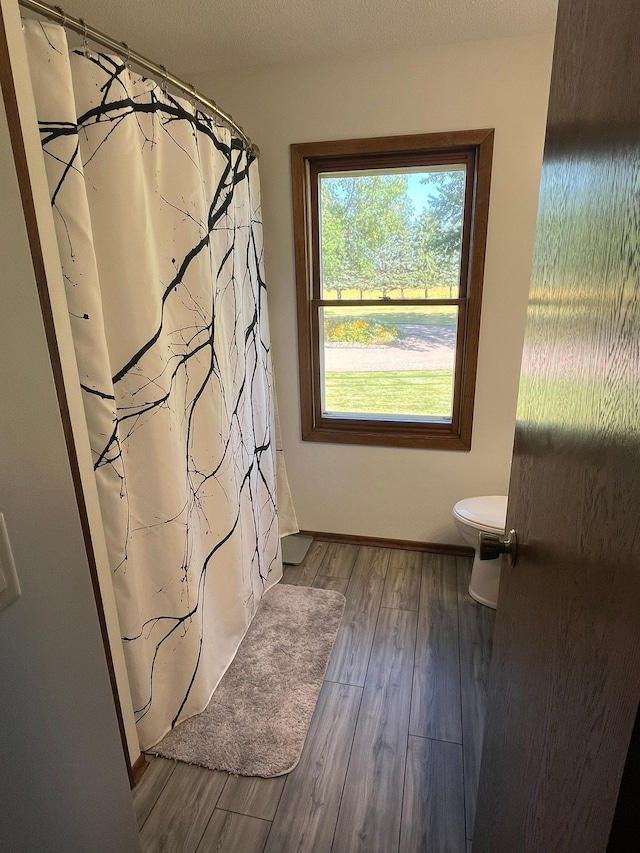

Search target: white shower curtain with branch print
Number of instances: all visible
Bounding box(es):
[25,20,284,750]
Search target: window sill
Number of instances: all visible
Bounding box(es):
[301,420,472,451]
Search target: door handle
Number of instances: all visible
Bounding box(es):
[479,529,517,567]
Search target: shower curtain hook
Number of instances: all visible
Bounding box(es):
[122,41,132,70]
[159,64,168,95]
[188,83,197,111]
[54,6,67,28]
[210,99,221,126]
[236,121,251,153]
[79,18,89,57]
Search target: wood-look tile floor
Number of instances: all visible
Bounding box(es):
[133,542,495,853]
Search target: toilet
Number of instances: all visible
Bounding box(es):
[453,495,508,609]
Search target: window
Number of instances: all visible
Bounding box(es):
[291,130,493,450]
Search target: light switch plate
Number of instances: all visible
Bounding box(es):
[0,513,21,611]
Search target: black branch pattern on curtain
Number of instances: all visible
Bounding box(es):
[35,47,279,739]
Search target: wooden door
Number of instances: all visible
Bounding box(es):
[473,0,640,850]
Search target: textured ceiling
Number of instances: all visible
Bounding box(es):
[51,0,558,79]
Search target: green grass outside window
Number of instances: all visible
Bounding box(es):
[323,369,454,419]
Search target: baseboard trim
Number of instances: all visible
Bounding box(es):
[129,753,149,788]
[298,529,473,557]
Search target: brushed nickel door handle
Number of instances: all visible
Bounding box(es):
[479,529,517,567]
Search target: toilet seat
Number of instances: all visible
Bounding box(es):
[453,495,507,533]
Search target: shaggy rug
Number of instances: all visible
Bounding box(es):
[148,583,345,777]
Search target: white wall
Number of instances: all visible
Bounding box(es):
[0,107,141,853]
[196,33,555,544]
[2,0,140,765]
[0,2,140,849]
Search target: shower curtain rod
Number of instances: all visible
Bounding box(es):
[17,0,259,156]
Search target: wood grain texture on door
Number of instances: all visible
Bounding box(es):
[473,1,640,851]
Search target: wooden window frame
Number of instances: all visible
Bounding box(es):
[290,129,494,451]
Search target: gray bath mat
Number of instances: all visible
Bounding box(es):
[148,582,345,777]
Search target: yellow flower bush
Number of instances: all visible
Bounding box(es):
[324,318,400,344]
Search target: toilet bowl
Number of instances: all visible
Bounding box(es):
[453,495,508,609]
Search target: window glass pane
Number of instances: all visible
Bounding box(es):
[319,166,465,301]
[321,305,457,422]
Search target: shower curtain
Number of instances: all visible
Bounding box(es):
[24,19,287,750]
